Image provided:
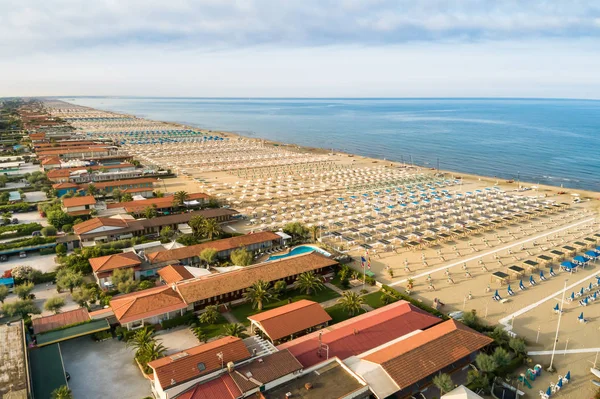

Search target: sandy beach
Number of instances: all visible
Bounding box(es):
[45,100,600,398]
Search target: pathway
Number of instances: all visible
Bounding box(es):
[528,348,600,356]
[389,217,595,286]
[222,311,240,324]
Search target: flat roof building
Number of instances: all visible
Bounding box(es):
[0,321,30,399]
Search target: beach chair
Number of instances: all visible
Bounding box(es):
[539,270,547,281]
[519,280,527,291]
[549,267,556,277]
[529,275,537,287]
[575,287,584,298]
[563,371,571,384]
[579,297,588,306]
[492,290,502,301]
[538,390,549,399]
[578,312,588,323]
[507,285,515,296]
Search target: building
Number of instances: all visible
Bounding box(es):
[41,156,61,170]
[32,308,90,334]
[109,286,189,330]
[89,251,142,287]
[62,195,97,217]
[175,252,338,310]
[52,182,81,197]
[46,163,138,183]
[0,320,31,399]
[442,385,484,399]
[147,231,282,267]
[86,177,157,197]
[157,264,196,285]
[105,192,210,215]
[37,146,115,160]
[73,208,237,244]
[248,300,332,344]
[278,300,442,368]
[345,320,493,398]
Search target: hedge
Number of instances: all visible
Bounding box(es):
[381,285,448,319]
[0,203,33,213]
[0,236,56,251]
[14,271,56,285]
[0,223,42,239]
[160,311,195,329]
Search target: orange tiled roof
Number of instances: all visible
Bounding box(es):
[176,375,241,399]
[73,217,128,235]
[89,252,141,273]
[32,308,90,334]
[363,319,493,390]
[248,300,331,341]
[37,146,110,156]
[109,286,187,324]
[62,195,96,208]
[147,231,280,264]
[157,265,195,285]
[41,156,61,165]
[106,192,209,212]
[148,336,251,389]
[89,177,157,189]
[176,253,337,304]
[52,182,79,189]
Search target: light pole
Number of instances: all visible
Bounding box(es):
[548,278,568,372]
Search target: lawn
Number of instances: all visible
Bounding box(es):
[198,314,228,338]
[361,290,397,309]
[325,303,366,325]
[230,286,340,325]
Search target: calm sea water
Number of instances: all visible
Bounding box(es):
[60,97,600,191]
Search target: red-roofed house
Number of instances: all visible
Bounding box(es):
[346,319,493,398]
[109,286,188,330]
[89,252,142,287]
[62,195,96,217]
[248,300,331,344]
[157,265,195,285]
[278,300,441,368]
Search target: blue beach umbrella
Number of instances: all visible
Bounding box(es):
[554,304,559,312]
[546,387,552,396]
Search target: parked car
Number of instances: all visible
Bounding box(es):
[0,255,7,262]
[31,231,41,236]
[19,251,26,258]
[11,218,18,224]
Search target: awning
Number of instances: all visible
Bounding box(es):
[36,319,110,347]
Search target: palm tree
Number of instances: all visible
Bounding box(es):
[203,218,221,240]
[432,373,453,396]
[138,341,167,363]
[173,191,189,207]
[222,323,247,338]
[51,385,73,399]
[126,327,156,353]
[337,291,364,316]
[87,183,97,196]
[189,215,206,238]
[198,305,220,324]
[190,325,208,343]
[295,271,325,295]
[244,280,277,311]
[308,225,320,242]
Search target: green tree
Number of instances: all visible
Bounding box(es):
[338,264,351,281]
[489,325,510,346]
[461,310,480,328]
[112,268,139,293]
[56,268,84,293]
[14,282,34,299]
[2,299,40,317]
[432,373,454,396]
[173,191,189,207]
[55,243,67,255]
[41,226,58,236]
[144,206,157,219]
[508,337,527,356]
[492,347,511,369]
[337,291,364,316]
[154,190,165,198]
[203,218,221,240]
[138,280,155,290]
[121,193,133,202]
[44,296,66,314]
[10,265,41,282]
[0,285,8,303]
[308,225,320,242]
[283,222,308,241]
[475,353,498,374]
[112,188,123,202]
[222,323,247,338]
[190,325,208,343]
[466,368,491,394]
[46,210,73,230]
[51,385,73,399]
[72,286,99,307]
[230,248,253,266]
[380,289,398,305]
[244,280,277,311]
[126,326,156,353]
[137,341,167,365]
[189,215,206,238]
[199,248,217,265]
[273,280,287,296]
[160,226,175,241]
[295,271,325,295]
[198,305,220,324]
[87,183,98,196]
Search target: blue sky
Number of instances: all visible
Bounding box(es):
[1,0,600,98]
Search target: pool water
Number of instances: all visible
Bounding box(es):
[267,245,330,261]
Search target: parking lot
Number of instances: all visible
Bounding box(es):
[60,336,153,399]
[0,252,58,274]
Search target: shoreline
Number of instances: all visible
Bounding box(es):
[55,99,600,201]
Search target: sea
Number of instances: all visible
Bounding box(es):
[59,97,600,192]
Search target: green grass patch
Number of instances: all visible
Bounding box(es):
[361,290,398,309]
[198,314,228,339]
[325,304,366,325]
[230,287,340,326]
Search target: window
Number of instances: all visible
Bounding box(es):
[197,363,206,372]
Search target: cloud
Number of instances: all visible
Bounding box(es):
[2,0,600,55]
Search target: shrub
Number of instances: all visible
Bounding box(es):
[93,330,113,341]
[160,312,196,329]
[0,222,43,239]
[381,285,447,319]
[55,243,67,255]
[41,226,58,237]
[40,247,56,255]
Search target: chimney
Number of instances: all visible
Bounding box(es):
[353,328,359,335]
[226,361,235,373]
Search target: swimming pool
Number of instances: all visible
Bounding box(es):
[267,245,330,261]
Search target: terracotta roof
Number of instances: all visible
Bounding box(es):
[106,192,209,212]
[47,163,135,178]
[176,253,337,304]
[158,265,195,284]
[89,252,141,273]
[89,177,157,189]
[148,336,251,389]
[37,146,110,156]
[148,231,281,264]
[73,217,128,235]
[278,300,442,368]
[363,320,493,390]
[32,308,90,334]
[52,182,79,189]
[63,195,96,208]
[228,349,303,393]
[248,300,331,341]
[41,156,60,165]
[176,375,241,399]
[46,169,72,178]
[109,286,187,324]
[66,209,92,216]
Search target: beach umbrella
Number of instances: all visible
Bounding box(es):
[565,371,570,381]
[578,312,584,321]
[579,287,584,296]
[569,292,575,301]
[546,387,552,396]
[554,304,559,312]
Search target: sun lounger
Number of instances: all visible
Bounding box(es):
[507,285,515,296]
[529,275,537,286]
[519,280,527,291]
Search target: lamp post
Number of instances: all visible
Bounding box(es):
[548,278,568,372]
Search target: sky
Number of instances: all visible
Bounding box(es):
[1,0,600,98]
